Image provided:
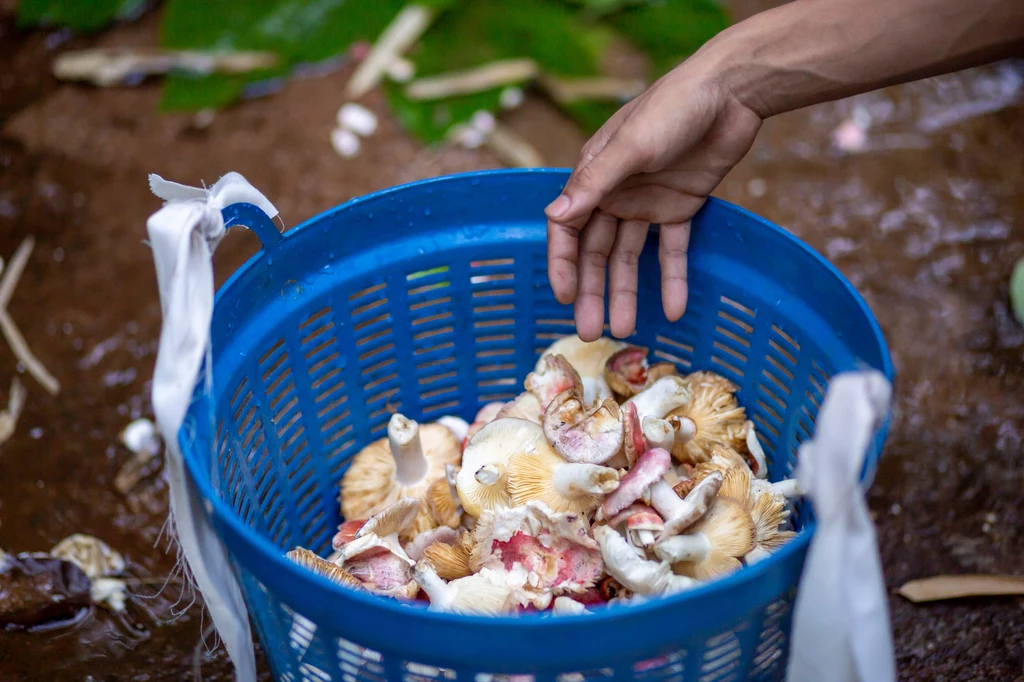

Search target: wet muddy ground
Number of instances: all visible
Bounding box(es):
[0,2,1022,681]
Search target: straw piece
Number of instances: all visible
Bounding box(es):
[347,4,436,98]
[896,574,1024,603]
[53,48,279,87]
[0,377,26,447]
[539,75,646,103]
[405,59,539,101]
[484,124,544,169]
[0,237,60,395]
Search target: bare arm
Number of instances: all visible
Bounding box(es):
[545,0,1024,341]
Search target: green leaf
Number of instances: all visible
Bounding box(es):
[16,0,147,33]
[610,0,730,76]
[389,0,613,143]
[157,0,407,111]
[1011,258,1024,327]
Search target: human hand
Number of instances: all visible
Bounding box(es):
[544,53,763,342]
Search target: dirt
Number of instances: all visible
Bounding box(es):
[0,2,1021,681]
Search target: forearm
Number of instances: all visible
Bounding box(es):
[704,0,1024,118]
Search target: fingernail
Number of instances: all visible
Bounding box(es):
[546,194,571,218]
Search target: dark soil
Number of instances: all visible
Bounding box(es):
[0,1,1021,681]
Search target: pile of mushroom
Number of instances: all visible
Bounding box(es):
[286,334,801,615]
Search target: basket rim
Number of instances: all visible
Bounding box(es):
[182,167,895,631]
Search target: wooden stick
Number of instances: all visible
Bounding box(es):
[539,75,647,103]
[897,574,1024,603]
[0,238,59,395]
[484,124,545,169]
[405,59,539,101]
[346,4,436,98]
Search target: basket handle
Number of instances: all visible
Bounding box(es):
[221,202,282,250]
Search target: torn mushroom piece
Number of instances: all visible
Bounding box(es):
[340,413,461,542]
[287,547,365,591]
[666,371,748,465]
[495,391,542,424]
[599,447,672,520]
[50,534,127,613]
[543,389,623,465]
[456,418,546,518]
[332,498,421,599]
[464,401,506,448]
[593,525,695,596]
[604,345,677,399]
[625,375,692,423]
[412,561,515,615]
[537,335,626,406]
[506,438,619,515]
[651,470,724,539]
[470,501,603,607]
[331,519,367,551]
[552,596,591,615]
[404,526,460,562]
[422,532,474,580]
[525,354,583,411]
[426,464,463,529]
[653,497,756,581]
[746,421,769,479]
[625,510,665,551]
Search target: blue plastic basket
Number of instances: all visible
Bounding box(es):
[181,168,893,682]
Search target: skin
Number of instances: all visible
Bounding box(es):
[544,0,1024,341]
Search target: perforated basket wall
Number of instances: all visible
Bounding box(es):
[181,169,893,682]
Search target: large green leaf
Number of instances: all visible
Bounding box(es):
[158,0,407,111]
[610,0,729,76]
[17,0,148,33]
[388,0,614,143]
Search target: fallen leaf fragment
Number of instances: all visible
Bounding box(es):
[897,574,1024,603]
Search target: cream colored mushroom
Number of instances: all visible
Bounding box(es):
[340,413,461,542]
[412,561,515,615]
[552,596,591,615]
[287,547,366,590]
[653,497,756,580]
[455,418,546,518]
[495,391,542,423]
[625,375,692,423]
[422,531,475,580]
[651,470,724,539]
[506,439,619,515]
[666,371,748,465]
[426,464,463,528]
[333,499,421,599]
[543,390,623,465]
[537,335,626,406]
[593,525,696,596]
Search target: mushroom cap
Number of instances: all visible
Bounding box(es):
[661,470,724,538]
[456,418,545,518]
[422,538,473,580]
[340,419,461,541]
[667,371,748,464]
[604,345,679,398]
[537,335,626,380]
[496,391,542,423]
[357,497,422,539]
[427,474,462,528]
[669,497,756,580]
[544,391,624,465]
[625,375,692,421]
[331,519,367,551]
[336,533,419,599]
[464,401,507,447]
[287,547,365,590]
[605,503,660,529]
[749,492,796,551]
[626,510,665,532]
[506,442,619,515]
[525,354,583,410]
[403,526,459,562]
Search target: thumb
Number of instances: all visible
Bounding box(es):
[545,130,642,228]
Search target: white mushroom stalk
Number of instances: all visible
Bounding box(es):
[413,562,515,615]
[389,415,430,485]
[625,376,692,421]
[650,471,724,539]
[653,497,755,580]
[593,525,695,596]
[552,596,591,615]
[550,462,620,498]
[746,423,769,480]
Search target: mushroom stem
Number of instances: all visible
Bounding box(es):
[653,535,711,564]
[673,416,697,445]
[388,414,428,485]
[552,596,591,615]
[475,463,503,486]
[746,425,768,479]
[745,546,771,565]
[552,463,620,497]
[769,479,803,498]
[626,376,691,421]
[634,529,656,547]
[641,416,675,451]
[650,472,723,538]
[412,561,455,608]
[594,525,696,596]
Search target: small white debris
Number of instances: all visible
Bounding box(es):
[499,86,524,110]
[470,110,496,134]
[51,533,126,579]
[331,128,361,158]
[120,418,160,457]
[337,103,378,137]
[90,577,128,613]
[0,377,26,448]
[890,503,901,515]
[453,125,486,149]
[192,108,216,129]
[386,56,415,83]
[747,178,767,198]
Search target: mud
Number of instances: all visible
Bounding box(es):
[0,2,1021,681]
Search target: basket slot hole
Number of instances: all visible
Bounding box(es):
[369,403,397,421]
[289,456,316,490]
[478,377,517,388]
[765,353,795,381]
[720,295,756,318]
[476,333,515,344]
[367,387,400,406]
[321,409,351,435]
[314,379,345,408]
[812,359,832,384]
[409,281,450,296]
[478,363,516,374]
[473,318,514,329]
[354,312,391,333]
[536,332,566,342]
[260,351,288,382]
[230,378,249,408]
[471,273,513,284]
[752,412,780,440]
[477,392,516,404]
[275,403,301,434]
[472,287,515,299]
[414,326,453,341]
[758,384,786,413]
[419,371,458,386]
[258,339,285,367]
[422,399,460,416]
[352,297,387,317]
[471,258,514,268]
[364,372,399,392]
[476,348,514,359]
[717,310,752,334]
[329,442,359,478]
[654,349,692,370]
[797,418,813,442]
[349,282,386,301]
[232,391,253,424]
[656,335,694,354]
[808,372,827,398]
[265,367,294,402]
[407,265,449,281]
[711,356,743,379]
[715,325,751,349]
[300,321,334,347]
[414,341,454,357]
[281,424,306,452]
[536,318,575,327]
[357,328,393,347]
[304,340,337,366]
[417,357,455,373]
[299,306,332,330]
[756,399,783,425]
[269,382,296,412]
[761,368,791,395]
[713,340,747,364]
[283,439,309,469]
[409,296,451,312]
[412,311,453,327]
[361,356,397,376]
[421,385,458,401]
[474,303,516,315]
[771,324,801,351]
[324,421,354,446]
[359,343,395,363]
[768,339,797,368]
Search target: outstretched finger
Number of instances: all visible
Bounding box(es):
[547,220,580,305]
[574,210,618,342]
[608,219,649,338]
[658,221,691,322]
